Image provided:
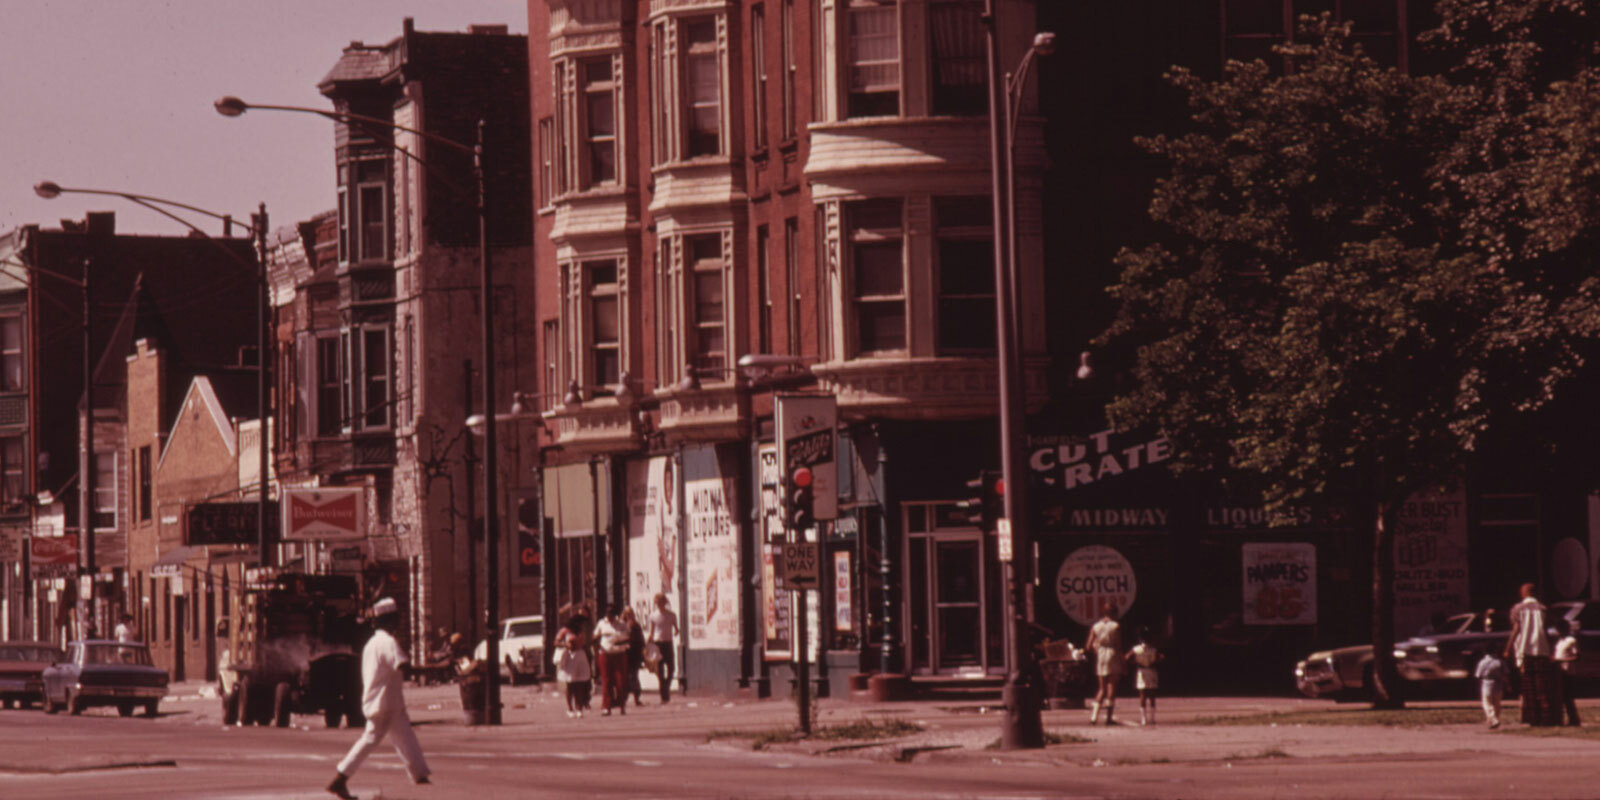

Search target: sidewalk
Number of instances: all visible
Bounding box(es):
[161,677,1600,769]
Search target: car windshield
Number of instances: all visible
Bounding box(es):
[506,620,543,638]
[84,644,152,666]
[0,645,61,662]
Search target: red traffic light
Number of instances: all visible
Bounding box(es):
[993,478,1006,496]
[791,466,813,488]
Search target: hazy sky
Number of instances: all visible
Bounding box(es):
[0,0,528,238]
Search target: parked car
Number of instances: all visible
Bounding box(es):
[42,640,169,717]
[1297,602,1599,701]
[474,615,544,684]
[0,641,64,709]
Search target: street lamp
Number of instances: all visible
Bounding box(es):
[984,4,1055,750]
[31,181,270,637]
[216,95,507,725]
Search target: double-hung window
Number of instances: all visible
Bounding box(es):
[581,59,618,186]
[685,20,722,157]
[351,159,389,263]
[934,197,996,353]
[687,235,726,373]
[0,314,22,392]
[338,326,392,432]
[0,437,23,508]
[929,0,985,115]
[847,199,906,355]
[587,262,621,392]
[91,452,116,531]
[846,0,900,118]
[752,5,769,150]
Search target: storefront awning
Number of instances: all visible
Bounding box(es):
[151,545,205,577]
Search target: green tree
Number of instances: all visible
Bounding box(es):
[1100,9,1600,707]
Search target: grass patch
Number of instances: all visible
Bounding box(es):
[709,718,924,750]
[1500,725,1600,740]
[1221,748,1292,761]
[1192,706,1484,728]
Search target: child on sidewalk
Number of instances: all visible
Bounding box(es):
[1474,648,1508,729]
[1126,627,1162,726]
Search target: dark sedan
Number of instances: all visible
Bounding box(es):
[42,640,168,717]
[0,641,64,709]
[1396,602,1600,687]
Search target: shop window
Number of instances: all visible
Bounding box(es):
[929,0,986,115]
[846,0,900,118]
[934,196,996,353]
[847,199,906,355]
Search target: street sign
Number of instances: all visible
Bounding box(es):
[997,518,1013,562]
[781,542,821,590]
[776,395,837,522]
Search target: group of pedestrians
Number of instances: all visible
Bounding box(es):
[553,593,679,718]
[1475,582,1582,729]
[1083,601,1163,726]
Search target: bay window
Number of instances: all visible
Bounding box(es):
[588,261,621,391]
[846,0,900,118]
[582,59,619,186]
[847,199,906,355]
[651,14,726,163]
[687,234,726,373]
[934,197,995,353]
[930,0,985,115]
[685,20,722,157]
[0,313,22,392]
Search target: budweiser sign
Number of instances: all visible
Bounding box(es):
[281,488,364,541]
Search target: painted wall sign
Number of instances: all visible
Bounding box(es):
[684,447,740,650]
[1055,545,1138,626]
[1241,542,1317,625]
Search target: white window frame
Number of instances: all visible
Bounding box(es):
[844,0,901,119]
[0,312,23,392]
[650,13,727,164]
[579,57,620,188]
[846,198,907,357]
[686,233,727,374]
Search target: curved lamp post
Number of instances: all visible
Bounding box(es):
[32,181,271,637]
[217,95,504,725]
[984,3,1056,750]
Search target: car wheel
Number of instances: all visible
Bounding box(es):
[66,689,82,716]
[272,682,293,728]
[143,700,159,718]
[117,702,135,717]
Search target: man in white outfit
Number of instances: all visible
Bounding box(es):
[328,598,431,799]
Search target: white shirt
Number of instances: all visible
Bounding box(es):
[360,628,410,718]
[595,617,629,655]
[1509,597,1552,660]
[647,607,678,644]
[114,623,137,643]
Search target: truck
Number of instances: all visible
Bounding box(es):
[219,568,366,728]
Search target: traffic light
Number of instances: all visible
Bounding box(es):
[961,470,1004,532]
[788,465,815,531]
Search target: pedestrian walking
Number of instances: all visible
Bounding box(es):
[647,593,679,703]
[327,598,430,800]
[1125,626,1162,726]
[594,605,630,716]
[1554,619,1582,726]
[1505,582,1561,726]
[114,614,139,644]
[1085,601,1123,725]
[554,611,592,718]
[1473,648,1508,729]
[622,606,646,706]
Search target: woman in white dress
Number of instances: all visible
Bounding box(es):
[1084,601,1123,725]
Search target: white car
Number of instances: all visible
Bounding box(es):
[474,615,544,684]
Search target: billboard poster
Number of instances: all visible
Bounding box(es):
[684,446,740,649]
[758,444,792,660]
[30,534,78,579]
[1393,487,1468,636]
[1241,542,1318,625]
[1055,544,1138,626]
[627,458,678,631]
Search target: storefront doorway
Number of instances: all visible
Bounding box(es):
[905,503,1003,675]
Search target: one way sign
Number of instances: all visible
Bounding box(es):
[780,542,821,590]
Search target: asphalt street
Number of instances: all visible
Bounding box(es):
[2,681,1599,799]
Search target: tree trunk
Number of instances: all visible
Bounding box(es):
[1369,500,1405,709]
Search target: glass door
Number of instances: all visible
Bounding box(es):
[932,538,983,671]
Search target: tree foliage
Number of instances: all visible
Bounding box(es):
[1100,5,1600,705]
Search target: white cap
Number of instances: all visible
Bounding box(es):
[372,597,398,617]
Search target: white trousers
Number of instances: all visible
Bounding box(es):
[337,708,430,781]
[1481,682,1503,726]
